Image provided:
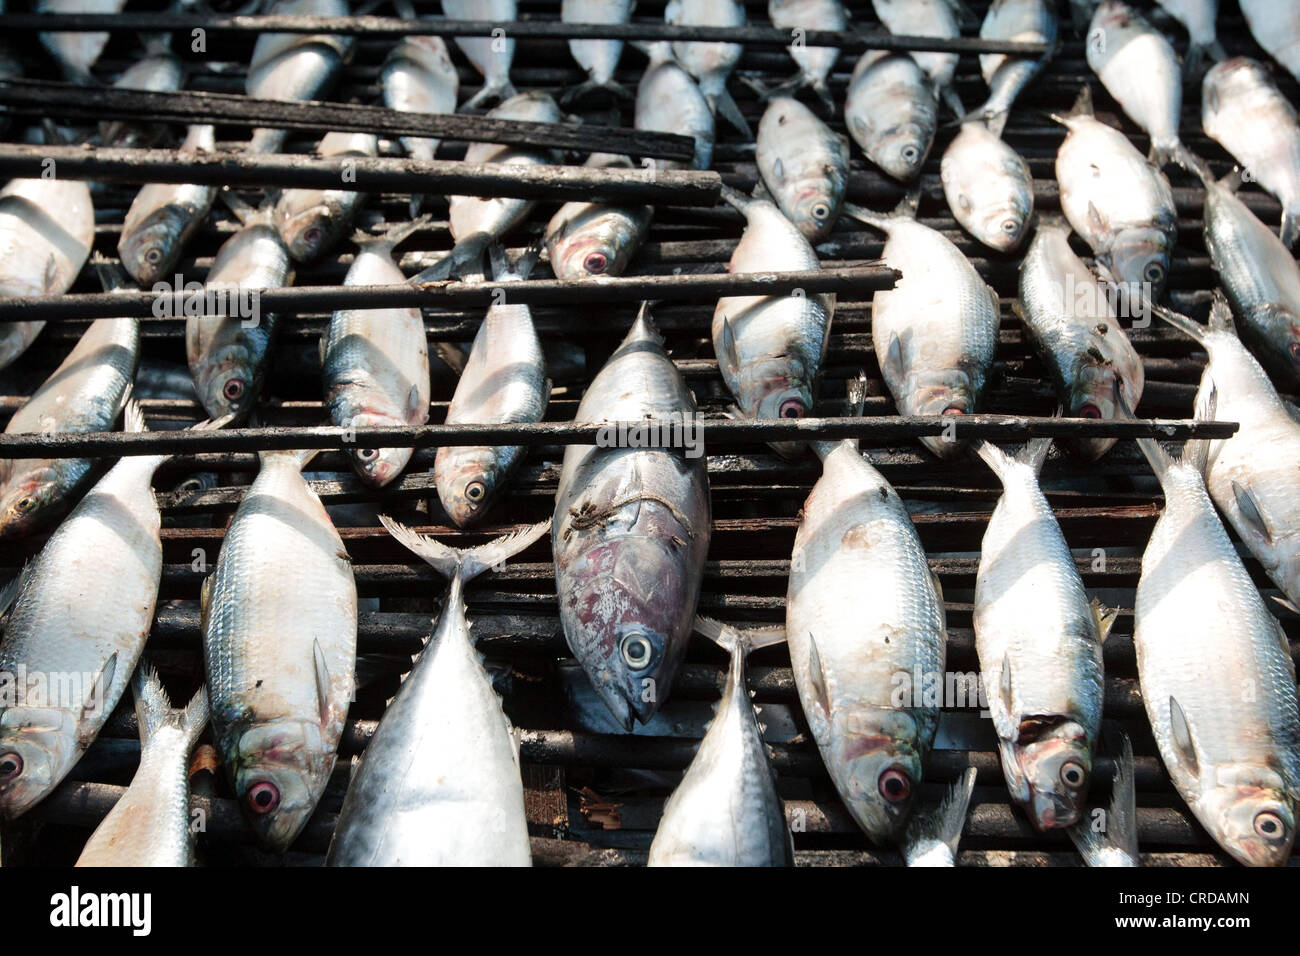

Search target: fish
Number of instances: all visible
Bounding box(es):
[0,264,139,540]
[37,0,124,82]
[544,153,653,279]
[327,519,548,866]
[843,50,937,182]
[410,92,563,282]
[0,405,222,820]
[786,429,948,845]
[274,131,379,263]
[118,125,219,286]
[1196,170,1300,388]
[647,618,794,867]
[561,0,634,103]
[843,195,1001,459]
[552,305,711,730]
[713,187,833,438]
[1068,732,1139,866]
[1086,1,1200,171]
[940,119,1034,252]
[435,246,549,526]
[974,0,1059,138]
[1052,86,1177,304]
[187,197,291,421]
[244,0,354,155]
[635,42,715,171]
[767,0,845,113]
[75,667,208,867]
[100,34,185,148]
[902,767,978,866]
[322,219,430,489]
[202,447,357,852]
[872,0,964,115]
[755,96,849,242]
[1129,427,1300,867]
[1153,295,1300,616]
[665,0,750,137]
[1239,0,1300,83]
[1155,0,1224,75]
[444,0,517,109]
[1016,216,1145,461]
[972,438,1110,830]
[1202,58,1300,249]
[0,176,95,371]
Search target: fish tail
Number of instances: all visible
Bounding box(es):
[133,663,208,751]
[810,371,867,461]
[1159,142,1212,182]
[1050,84,1093,128]
[355,213,432,252]
[409,234,488,284]
[379,515,549,583]
[693,616,786,655]
[560,77,634,106]
[1068,732,1138,866]
[122,397,147,434]
[258,448,321,471]
[462,78,516,112]
[718,183,755,213]
[1150,301,1208,344]
[706,88,753,139]
[903,767,977,864]
[970,439,1013,479]
[810,77,835,115]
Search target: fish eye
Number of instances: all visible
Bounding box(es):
[145,247,163,265]
[356,448,379,462]
[1255,811,1285,840]
[1143,262,1165,284]
[779,398,804,419]
[246,781,280,814]
[0,752,22,782]
[620,632,654,670]
[464,480,486,502]
[1001,218,1020,235]
[1078,402,1102,420]
[304,226,323,245]
[878,768,912,803]
[811,202,830,220]
[222,378,246,402]
[15,496,36,514]
[900,144,920,164]
[1060,760,1086,789]
[1289,342,1300,362]
[177,478,205,493]
[583,251,609,274]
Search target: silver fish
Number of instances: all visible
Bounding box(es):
[275,131,378,263]
[119,125,218,286]
[872,0,963,114]
[0,177,94,371]
[444,0,517,109]
[553,306,711,730]
[665,0,750,137]
[202,447,357,852]
[327,520,547,866]
[786,435,947,844]
[767,0,845,112]
[844,197,1001,459]
[1203,58,1300,249]
[1156,0,1223,74]
[843,50,937,182]
[381,32,459,163]
[245,0,354,155]
[940,120,1034,252]
[647,618,794,867]
[1052,87,1176,303]
[1069,733,1139,866]
[75,667,207,867]
[975,0,1058,138]
[545,154,652,279]
[38,0,123,82]
[1130,432,1300,867]
[902,767,977,866]
[713,187,833,432]
[756,96,849,242]
[1017,216,1145,461]
[100,35,184,147]
[435,247,548,527]
[635,42,715,171]
[973,439,1110,831]
[1240,0,1300,83]
[562,0,633,103]
[322,220,430,489]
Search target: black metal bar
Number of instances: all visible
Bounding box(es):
[0,143,720,204]
[0,264,897,322]
[0,14,1052,55]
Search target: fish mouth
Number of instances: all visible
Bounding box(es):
[906,383,974,458]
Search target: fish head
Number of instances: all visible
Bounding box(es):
[829,707,924,844]
[968,186,1032,254]
[189,342,261,422]
[788,184,842,242]
[230,718,332,852]
[347,445,412,490]
[1102,230,1171,304]
[1197,766,1297,867]
[743,354,816,424]
[434,445,511,527]
[0,469,63,538]
[1065,365,1125,460]
[276,192,348,263]
[1007,719,1093,830]
[903,368,979,459]
[876,124,931,181]
[0,707,76,819]
[1248,305,1300,386]
[549,227,625,281]
[119,203,189,285]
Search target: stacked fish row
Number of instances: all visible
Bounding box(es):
[1,0,1300,867]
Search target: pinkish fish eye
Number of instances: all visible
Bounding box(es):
[223,378,245,402]
[304,226,323,245]
[465,480,486,502]
[246,781,280,814]
[1290,343,1300,362]
[357,448,379,462]
[779,399,804,419]
[583,251,609,274]
[1255,811,1284,839]
[878,769,911,802]
[1060,761,1086,789]
[0,752,22,781]
[1078,403,1102,419]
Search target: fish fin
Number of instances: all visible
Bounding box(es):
[121,398,146,434]
[43,254,60,294]
[904,766,977,863]
[929,568,944,605]
[178,683,209,748]
[1084,201,1110,242]
[1275,618,1297,682]
[1168,696,1200,777]
[355,212,432,252]
[1069,731,1138,865]
[718,183,754,214]
[840,202,891,233]
[940,86,966,121]
[1150,301,1208,344]
[1113,380,1170,482]
[199,572,215,636]
[1158,143,1212,182]
[217,187,259,226]
[717,314,740,375]
[258,448,321,471]
[560,77,634,107]
[133,662,172,743]
[693,616,786,654]
[92,253,133,293]
[1272,594,1300,615]
[970,439,1017,481]
[80,652,118,726]
[1181,382,1216,474]
[993,657,1019,742]
[0,561,32,621]
[433,341,468,376]
[1018,436,1053,474]
[707,88,752,139]
[805,632,831,720]
[1231,481,1273,544]
[1091,599,1119,643]
[406,382,423,420]
[379,514,549,583]
[1050,85,1093,127]
[312,639,332,726]
[882,333,906,386]
[1207,292,1235,333]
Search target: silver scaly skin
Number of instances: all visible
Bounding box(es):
[1240,0,1300,84]
[1156,0,1222,73]
[940,120,1034,252]
[756,97,849,243]
[665,0,749,137]
[322,223,430,489]
[435,249,548,527]
[872,0,962,114]
[202,448,357,852]
[327,521,548,866]
[843,50,937,182]
[1052,87,1176,303]
[275,132,378,263]
[75,668,207,867]
[972,439,1109,831]
[100,35,184,148]
[553,306,711,730]
[119,125,218,285]
[561,0,633,102]
[37,0,123,82]
[1016,217,1144,461]
[1132,431,1300,866]
[444,0,517,109]
[974,0,1058,138]
[381,33,459,163]
[787,438,947,845]
[636,43,715,172]
[545,153,652,280]
[0,177,94,371]
[713,188,833,435]
[767,0,845,112]
[844,199,1000,460]
[647,618,794,867]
